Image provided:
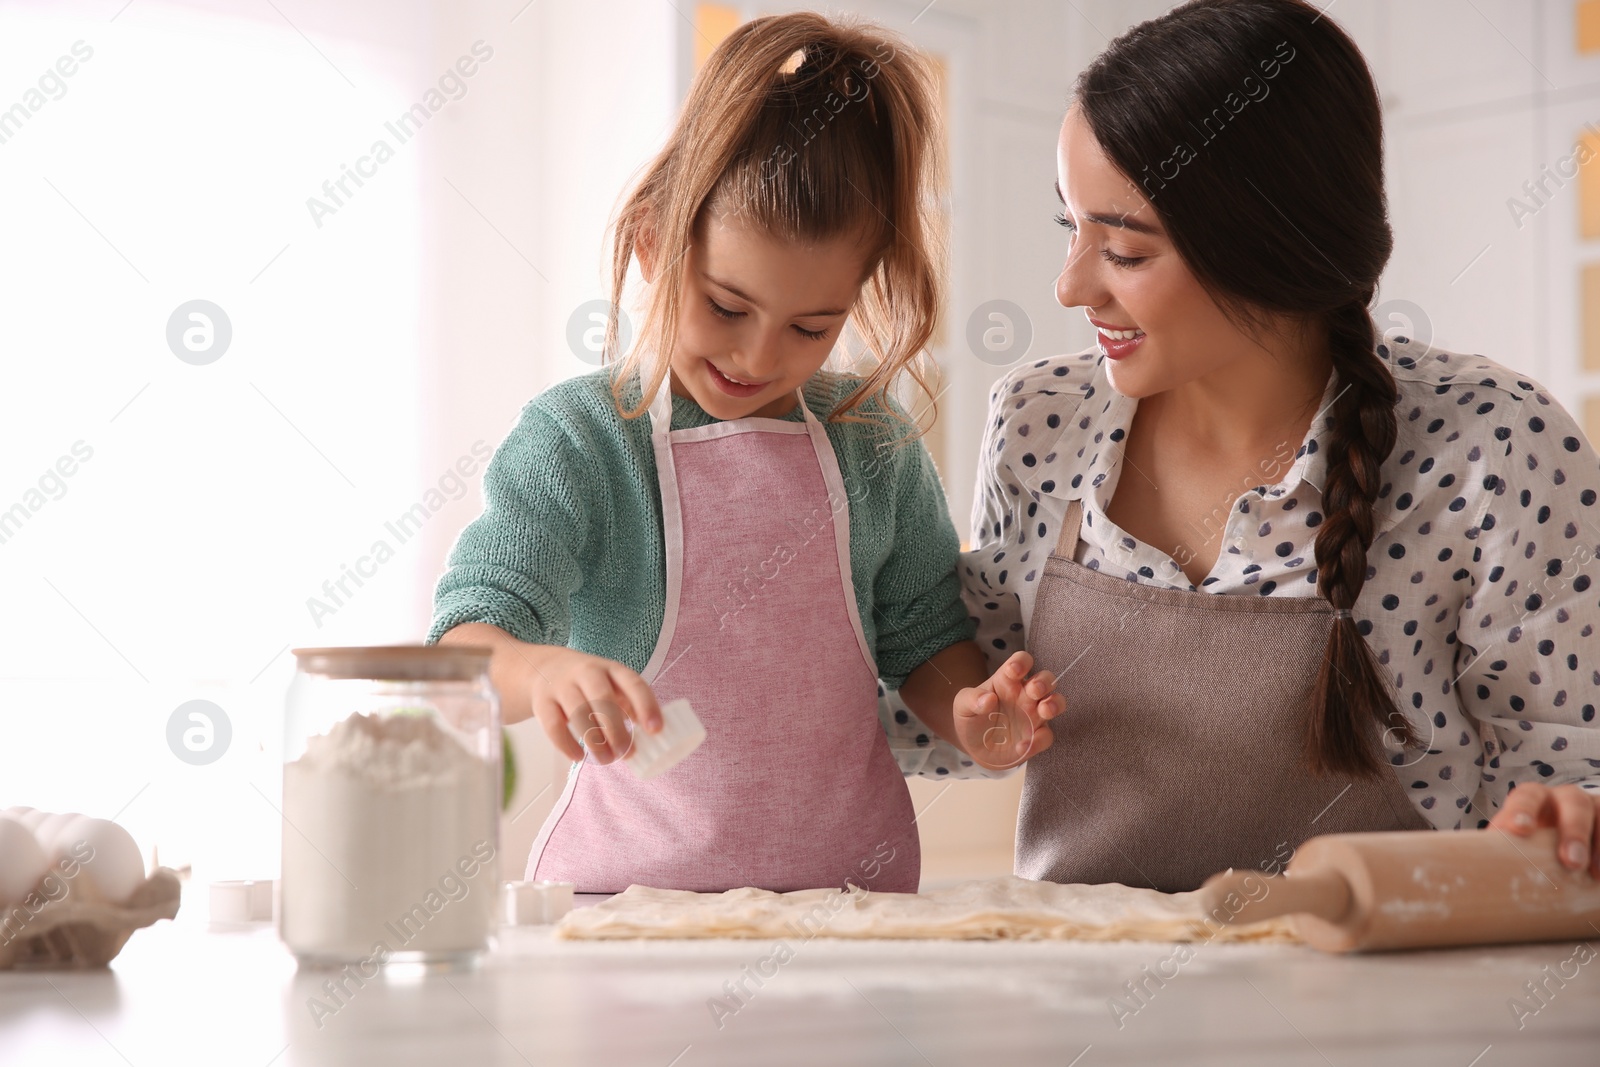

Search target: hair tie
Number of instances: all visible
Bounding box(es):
[795,42,834,78]
[1330,608,1352,621]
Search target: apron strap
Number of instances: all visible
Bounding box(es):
[1051,496,1086,559]
[646,372,673,436]
[646,370,812,436]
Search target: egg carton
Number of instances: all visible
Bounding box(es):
[0,867,181,970]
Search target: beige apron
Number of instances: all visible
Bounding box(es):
[1015,497,1432,892]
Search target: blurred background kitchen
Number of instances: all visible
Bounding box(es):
[2,0,1598,895]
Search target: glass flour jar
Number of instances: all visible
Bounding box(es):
[280,645,500,970]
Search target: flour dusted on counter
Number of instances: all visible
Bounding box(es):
[280,712,498,961]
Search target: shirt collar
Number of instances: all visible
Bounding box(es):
[1019,353,1344,513]
[991,352,1117,505]
[1278,362,1340,500]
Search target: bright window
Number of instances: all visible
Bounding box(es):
[0,2,426,881]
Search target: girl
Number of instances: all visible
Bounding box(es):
[428,13,1062,895]
[949,0,1600,891]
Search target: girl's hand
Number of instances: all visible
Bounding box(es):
[1489,782,1600,879]
[521,646,663,765]
[951,650,1065,770]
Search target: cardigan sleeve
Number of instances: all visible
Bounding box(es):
[891,373,1026,781]
[425,400,599,648]
[864,401,977,692]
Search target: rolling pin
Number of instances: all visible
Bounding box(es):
[1197,828,1600,953]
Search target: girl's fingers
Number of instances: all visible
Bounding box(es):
[953,687,992,729]
[1020,721,1055,761]
[574,671,633,762]
[559,686,611,763]
[1006,672,1062,728]
[992,659,1029,704]
[1023,671,1058,710]
[961,674,1062,768]
[996,712,1038,766]
[951,687,977,719]
[559,679,615,763]
[1005,650,1034,677]
[609,665,663,734]
[532,689,585,763]
[959,690,1013,759]
[998,703,1038,766]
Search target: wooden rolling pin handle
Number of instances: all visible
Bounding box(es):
[1197,867,1352,926]
[1203,828,1600,952]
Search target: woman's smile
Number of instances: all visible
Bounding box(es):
[1089,316,1146,360]
[1097,331,1145,360]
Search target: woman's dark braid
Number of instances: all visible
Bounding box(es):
[1307,295,1418,775]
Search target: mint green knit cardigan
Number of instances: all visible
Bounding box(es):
[425,367,975,691]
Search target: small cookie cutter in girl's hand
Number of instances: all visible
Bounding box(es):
[566,698,706,780]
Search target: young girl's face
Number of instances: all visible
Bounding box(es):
[666,210,871,421]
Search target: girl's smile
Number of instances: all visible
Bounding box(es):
[705,361,774,398]
[655,210,872,422]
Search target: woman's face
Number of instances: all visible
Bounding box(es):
[1054,104,1274,401]
[663,210,869,421]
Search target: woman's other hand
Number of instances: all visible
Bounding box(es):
[1488,782,1600,879]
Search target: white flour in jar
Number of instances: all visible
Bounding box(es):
[280,712,497,961]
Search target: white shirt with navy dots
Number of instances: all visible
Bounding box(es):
[880,336,1600,827]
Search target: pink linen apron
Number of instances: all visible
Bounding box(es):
[528,377,920,893]
[1015,497,1431,893]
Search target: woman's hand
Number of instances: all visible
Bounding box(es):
[952,650,1065,770]
[1488,782,1600,879]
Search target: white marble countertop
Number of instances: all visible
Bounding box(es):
[4,900,1598,1066]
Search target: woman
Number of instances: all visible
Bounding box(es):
[904,0,1600,891]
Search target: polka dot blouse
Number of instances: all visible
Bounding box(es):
[882,337,1600,824]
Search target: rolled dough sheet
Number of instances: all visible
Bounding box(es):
[555,875,1299,943]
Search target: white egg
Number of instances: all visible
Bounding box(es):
[0,815,51,906]
[15,809,51,833]
[54,816,145,904]
[2,806,36,820]
[34,812,85,855]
